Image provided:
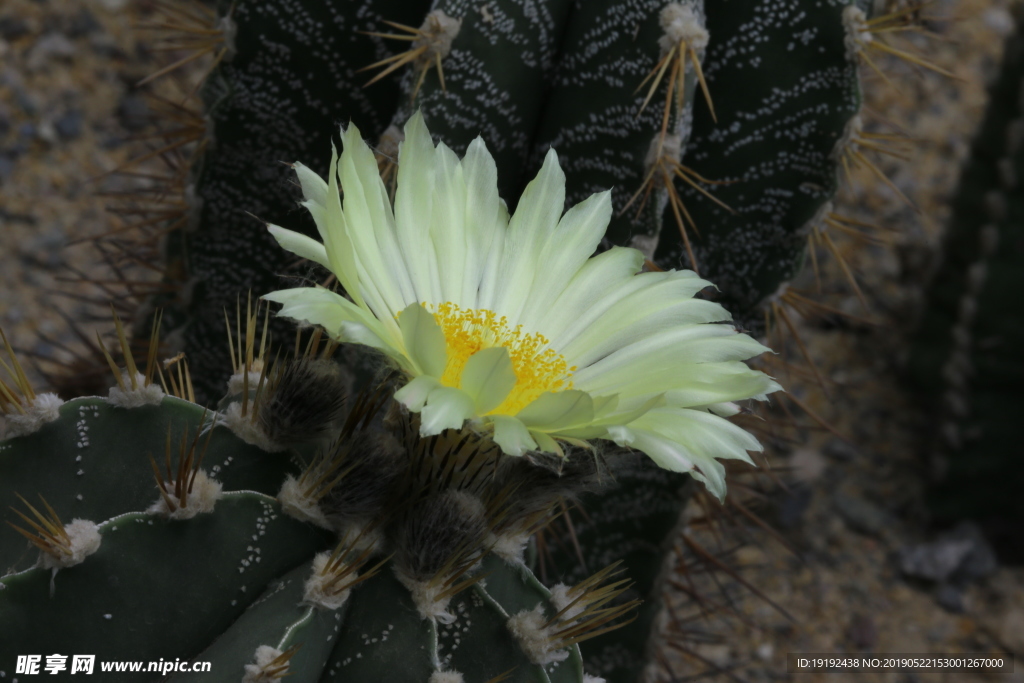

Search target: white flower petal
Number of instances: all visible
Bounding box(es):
[485,149,565,322]
[624,408,762,500]
[609,425,696,474]
[267,225,331,270]
[491,415,537,456]
[539,247,644,343]
[460,136,503,307]
[573,327,770,391]
[397,303,447,378]
[420,386,475,436]
[561,280,730,367]
[395,111,442,304]
[600,361,781,408]
[516,190,611,333]
[431,143,469,304]
[553,270,711,352]
[262,287,393,352]
[516,390,594,431]
[460,347,516,414]
[339,122,415,315]
[323,145,366,310]
[531,430,563,455]
[293,161,328,207]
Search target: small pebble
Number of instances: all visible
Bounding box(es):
[934,583,965,613]
[0,15,30,42]
[27,32,76,70]
[66,9,100,38]
[835,493,890,537]
[54,109,83,140]
[822,437,858,462]
[846,614,877,650]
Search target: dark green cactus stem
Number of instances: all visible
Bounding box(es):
[387,0,578,203]
[0,395,293,572]
[0,494,332,666]
[539,456,694,682]
[148,0,434,403]
[530,0,708,259]
[2,342,634,681]
[654,0,862,320]
[909,7,1024,538]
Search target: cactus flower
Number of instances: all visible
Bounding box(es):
[263,112,780,499]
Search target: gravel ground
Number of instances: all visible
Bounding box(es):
[1,1,1022,682]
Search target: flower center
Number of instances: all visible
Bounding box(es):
[429,302,575,415]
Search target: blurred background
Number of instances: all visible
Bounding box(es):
[0,0,1021,681]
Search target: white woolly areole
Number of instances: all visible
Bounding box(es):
[107,373,165,408]
[394,567,456,624]
[414,10,461,64]
[832,114,863,161]
[659,3,708,54]
[507,604,570,665]
[220,401,286,452]
[278,475,331,529]
[584,676,607,683]
[242,645,287,682]
[548,583,588,623]
[303,551,355,610]
[798,200,834,238]
[645,132,683,170]
[218,14,237,61]
[226,369,266,397]
[488,531,530,563]
[377,124,404,160]
[147,469,222,519]
[843,5,872,57]
[38,519,101,570]
[429,672,464,683]
[2,392,64,439]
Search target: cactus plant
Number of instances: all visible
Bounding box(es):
[909,5,1024,551]
[117,0,867,403]
[2,311,643,681]
[35,0,950,679]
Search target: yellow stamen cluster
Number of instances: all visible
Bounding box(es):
[428,303,575,415]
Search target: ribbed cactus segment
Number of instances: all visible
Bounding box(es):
[320,554,585,682]
[171,560,344,682]
[910,9,1024,526]
[1,351,628,682]
[0,396,292,568]
[154,0,433,402]
[653,0,862,315]
[0,495,332,671]
[390,0,576,202]
[541,456,693,682]
[531,0,706,256]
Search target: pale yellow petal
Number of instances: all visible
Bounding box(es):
[516,390,594,431]
[397,303,447,378]
[490,415,537,456]
[267,225,330,270]
[420,386,475,436]
[460,347,516,415]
